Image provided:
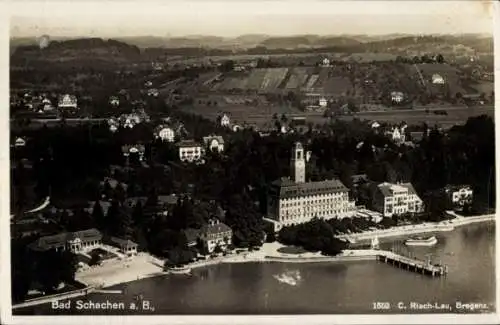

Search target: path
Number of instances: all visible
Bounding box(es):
[24,196,50,214]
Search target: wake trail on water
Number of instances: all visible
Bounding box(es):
[273,270,302,286]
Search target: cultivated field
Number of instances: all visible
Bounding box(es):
[180,103,494,130]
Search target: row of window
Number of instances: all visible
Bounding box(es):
[281,205,348,212]
[280,209,350,220]
[280,197,347,208]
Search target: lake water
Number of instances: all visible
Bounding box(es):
[17,222,495,315]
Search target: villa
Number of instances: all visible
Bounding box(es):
[109,96,120,107]
[177,140,203,163]
[444,185,473,208]
[57,94,78,110]
[13,137,27,148]
[203,135,224,153]
[432,73,445,85]
[390,91,404,103]
[371,182,424,218]
[155,125,175,142]
[318,97,328,107]
[199,218,233,254]
[219,113,231,127]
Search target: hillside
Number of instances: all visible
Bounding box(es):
[10,38,142,67]
[9,34,494,66]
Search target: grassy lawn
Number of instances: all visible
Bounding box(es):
[277,246,309,255]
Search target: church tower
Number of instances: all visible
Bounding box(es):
[291,142,306,183]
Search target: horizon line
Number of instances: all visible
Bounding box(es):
[10,32,494,40]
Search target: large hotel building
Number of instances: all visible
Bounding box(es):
[265,142,356,232]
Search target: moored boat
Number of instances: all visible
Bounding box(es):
[405,235,438,246]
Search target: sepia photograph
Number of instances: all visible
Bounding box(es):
[2,0,498,324]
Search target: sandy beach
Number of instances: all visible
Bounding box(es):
[76,253,165,288]
[75,213,495,288]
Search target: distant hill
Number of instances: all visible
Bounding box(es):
[9,34,493,67]
[11,38,141,67]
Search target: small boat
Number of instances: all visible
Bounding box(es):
[405,235,438,246]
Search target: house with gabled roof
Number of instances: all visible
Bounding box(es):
[203,135,224,153]
[199,218,232,254]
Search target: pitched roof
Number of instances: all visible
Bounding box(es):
[351,174,368,184]
[201,221,232,236]
[202,135,224,146]
[177,140,201,147]
[444,184,473,192]
[400,182,418,196]
[29,228,102,251]
[271,177,348,199]
[109,236,137,247]
[376,182,419,197]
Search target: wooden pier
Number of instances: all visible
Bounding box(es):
[377,252,448,277]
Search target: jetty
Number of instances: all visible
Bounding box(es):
[94,289,123,294]
[377,252,448,277]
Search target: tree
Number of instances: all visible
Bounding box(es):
[436,54,445,64]
[114,183,127,202]
[220,60,235,72]
[132,201,144,226]
[89,251,102,266]
[92,201,106,231]
[102,180,113,199]
[35,249,77,293]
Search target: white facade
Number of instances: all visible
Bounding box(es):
[147,88,159,97]
[387,127,406,144]
[432,74,445,84]
[445,186,473,207]
[58,94,78,109]
[272,192,356,230]
[157,127,175,142]
[109,96,120,107]
[220,114,230,127]
[200,219,233,254]
[322,58,331,67]
[203,136,224,153]
[391,91,404,103]
[319,97,328,107]
[178,141,203,162]
[266,142,356,232]
[373,182,424,218]
[67,238,101,254]
[14,137,26,147]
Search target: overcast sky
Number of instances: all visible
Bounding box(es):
[9,1,495,38]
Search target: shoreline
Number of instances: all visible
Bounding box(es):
[14,214,494,308]
[338,213,495,243]
[49,214,498,293]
